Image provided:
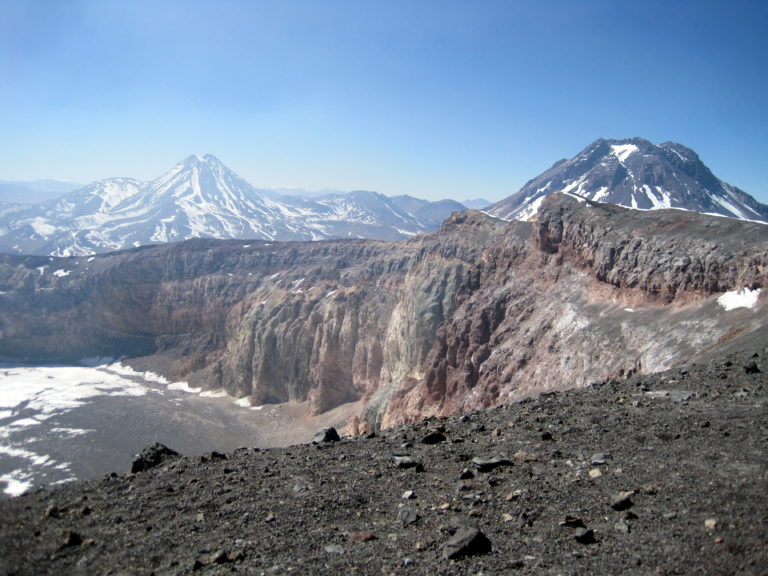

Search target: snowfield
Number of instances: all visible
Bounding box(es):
[0,362,259,497]
[717,287,761,311]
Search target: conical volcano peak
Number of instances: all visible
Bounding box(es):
[177,154,227,169]
[172,154,240,183]
[180,154,206,166]
[486,137,768,223]
[199,154,235,177]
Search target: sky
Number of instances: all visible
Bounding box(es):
[1,0,767,203]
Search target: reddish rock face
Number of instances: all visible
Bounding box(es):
[381,197,768,426]
[1,195,767,430]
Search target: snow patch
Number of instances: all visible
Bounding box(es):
[591,187,610,202]
[167,381,202,394]
[49,427,92,438]
[642,185,673,210]
[103,362,170,385]
[199,389,228,399]
[717,288,761,311]
[667,147,689,163]
[708,190,751,220]
[29,218,57,236]
[8,417,43,429]
[0,365,149,416]
[0,444,70,497]
[516,196,546,221]
[536,181,552,195]
[610,144,639,164]
[52,269,70,278]
[233,396,264,411]
[0,469,33,497]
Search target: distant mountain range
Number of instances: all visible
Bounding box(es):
[0,179,84,204]
[486,138,768,223]
[2,138,765,256]
[0,155,465,256]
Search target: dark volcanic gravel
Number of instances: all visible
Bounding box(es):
[0,350,766,575]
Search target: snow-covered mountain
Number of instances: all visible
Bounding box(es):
[486,138,768,223]
[0,155,465,256]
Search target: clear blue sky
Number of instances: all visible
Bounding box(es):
[2,0,767,202]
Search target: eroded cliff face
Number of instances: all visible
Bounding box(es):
[1,195,766,430]
[0,211,508,423]
[205,211,508,418]
[382,198,768,426]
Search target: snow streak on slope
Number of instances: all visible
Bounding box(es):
[610,143,638,164]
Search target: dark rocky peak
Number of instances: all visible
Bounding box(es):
[657,141,721,190]
[659,141,699,163]
[486,137,768,223]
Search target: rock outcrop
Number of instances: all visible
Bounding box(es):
[382,196,768,425]
[1,195,767,429]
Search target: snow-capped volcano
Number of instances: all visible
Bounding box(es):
[0,155,463,256]
[137,154,306,244]
[486,138,768,223]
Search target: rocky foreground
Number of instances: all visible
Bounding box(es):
[0,349,765,575]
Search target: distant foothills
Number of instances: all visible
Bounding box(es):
[0,137,765,256]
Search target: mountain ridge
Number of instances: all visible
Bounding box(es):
[0,155,464,256]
